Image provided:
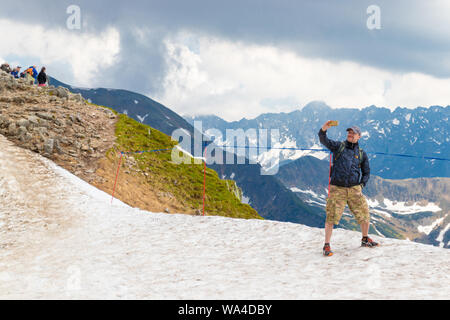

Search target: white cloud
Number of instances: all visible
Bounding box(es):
[0,19,120,86]
[155,31,450,121]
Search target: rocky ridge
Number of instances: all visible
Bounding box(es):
[0,70,117,184]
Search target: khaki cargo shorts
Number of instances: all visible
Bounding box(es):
[325,184,370,225]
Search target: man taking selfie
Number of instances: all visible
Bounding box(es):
[319,121,379,257]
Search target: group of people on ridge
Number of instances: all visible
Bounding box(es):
[1,62,49,86]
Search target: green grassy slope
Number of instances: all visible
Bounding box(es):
[110,113,262,220]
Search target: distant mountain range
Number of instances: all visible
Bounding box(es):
[185,101,450,179]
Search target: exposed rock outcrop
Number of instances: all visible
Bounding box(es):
[0,70,117,183]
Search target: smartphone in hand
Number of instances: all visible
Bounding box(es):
[328,120,339,126]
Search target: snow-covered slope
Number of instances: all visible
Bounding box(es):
[0,135,449,299]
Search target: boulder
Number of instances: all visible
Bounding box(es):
[16,119,30,129]
[17,125,28,137]
[56,87,69,99]
[54,139,64,154]
[44,138,54,155]
[36,112,53,120]
[27,115,39,126]
[0,115,10,127]
[37,119,49,128]
[72,93,83,102]
[20,132,32,143]
[8,122,17,136]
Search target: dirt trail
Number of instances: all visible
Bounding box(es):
[0,134,83,255]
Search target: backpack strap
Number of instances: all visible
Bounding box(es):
[333,141,346,163]
[358,147,364,168]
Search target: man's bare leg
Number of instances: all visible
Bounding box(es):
[360,221,369,237]
[325,222,334,243]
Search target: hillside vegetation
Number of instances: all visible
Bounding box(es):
[108,112,261,219]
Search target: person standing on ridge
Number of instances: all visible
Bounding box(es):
[319,121,379,257]
[37,67,48,86]
[11,66,21,78]
[24,66,38,85]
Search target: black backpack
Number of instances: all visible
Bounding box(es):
[333,141,364,168]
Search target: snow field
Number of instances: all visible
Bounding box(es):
[0,135,449,299]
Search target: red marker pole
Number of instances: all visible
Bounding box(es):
[111,152,123,204]
[328,153,332,197]
[203,146,207,216]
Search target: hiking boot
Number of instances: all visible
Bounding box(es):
[361,236,379,247]
[323,243,333,256]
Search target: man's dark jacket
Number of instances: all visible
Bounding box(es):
[318,128,370,188]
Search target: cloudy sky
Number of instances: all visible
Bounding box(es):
[1,0,449,121]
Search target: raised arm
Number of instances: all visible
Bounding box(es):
[318,120,341,152]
